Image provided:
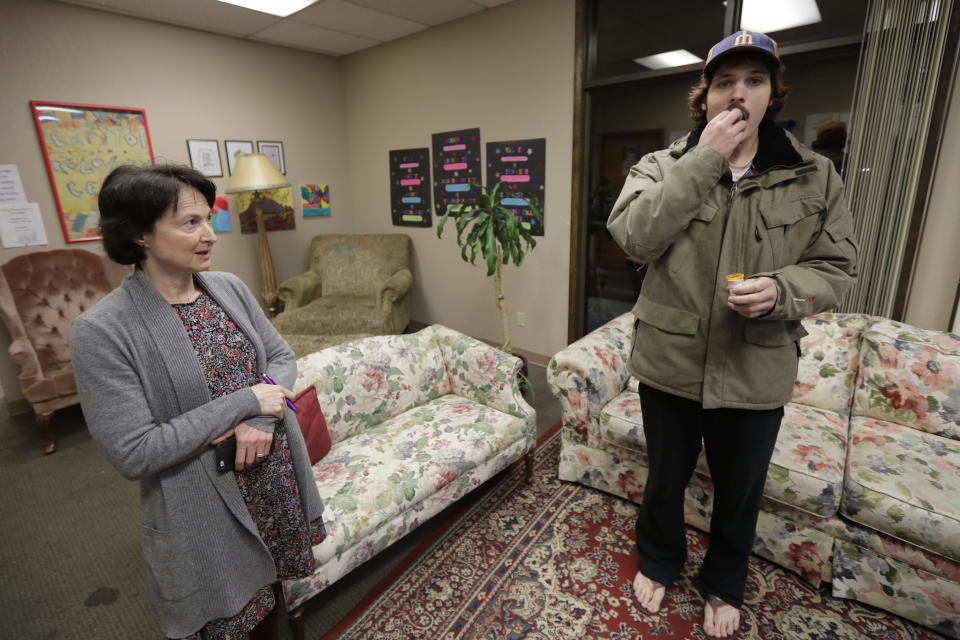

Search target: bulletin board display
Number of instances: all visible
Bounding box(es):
[29,100,155,243]
[486,138,545,236]
[432,128,481,219]
[389,147,432,227]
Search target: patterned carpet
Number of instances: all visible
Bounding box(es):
[321,428,946,639]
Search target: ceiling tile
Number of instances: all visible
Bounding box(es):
[252,19,379,55]
[59,0,279,37]
[293,0,427,41]
[341,0,484,27]
[57,0,518,56]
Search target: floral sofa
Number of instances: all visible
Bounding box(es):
[281,325,537,639]
[548,312,960,638]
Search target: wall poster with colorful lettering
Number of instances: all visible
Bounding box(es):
[431,128,481,219]
[486,138,545,236]
[389,148,431,227]
[29,101,155,243]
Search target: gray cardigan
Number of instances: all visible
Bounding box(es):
[70,269,323,638]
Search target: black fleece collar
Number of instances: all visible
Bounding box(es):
[680,118,806,174]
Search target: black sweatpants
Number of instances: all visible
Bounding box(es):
[634,382,782,609]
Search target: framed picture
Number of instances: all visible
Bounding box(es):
[224,140,254,175]
[258,140,285,174]
[187,139,222,177]
[29,100,155,243]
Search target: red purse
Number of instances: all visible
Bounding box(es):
[292,385,331,465]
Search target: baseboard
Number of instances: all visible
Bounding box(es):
[408,319,549,367]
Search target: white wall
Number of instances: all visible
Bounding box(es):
[0,0,350,406]
[340,0,575,358]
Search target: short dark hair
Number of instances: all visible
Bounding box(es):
[98,164,216,265]
[687,52,790,125]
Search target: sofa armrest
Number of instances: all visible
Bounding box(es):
[377,268,412,311]
[431,325,536,427]
[278,271,323,311]
[9,336,41,381]
[547,313,634,446]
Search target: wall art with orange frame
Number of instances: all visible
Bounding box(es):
[29,100,155,243]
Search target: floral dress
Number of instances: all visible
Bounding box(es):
[172,291,325,640]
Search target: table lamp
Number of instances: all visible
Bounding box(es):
[226,153,289,316]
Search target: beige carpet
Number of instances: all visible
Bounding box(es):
[0,363,559,639]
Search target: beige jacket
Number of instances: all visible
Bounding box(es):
[607,120,858,409]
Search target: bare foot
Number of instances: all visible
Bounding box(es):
[632,571,665,614]
[703,594,741,639]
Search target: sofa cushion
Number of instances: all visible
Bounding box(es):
[294,329,451,444]
[764,403,848,517]
[853,324,960,439]
[311,394,529,562]
[599,394,848,517]
[285,333,372,360]
[842,417,960,560]
[793,313,868,413]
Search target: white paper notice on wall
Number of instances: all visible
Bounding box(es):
[0,164,27,204]
[0,203,49,248]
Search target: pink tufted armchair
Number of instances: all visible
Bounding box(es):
[0,249,129,453]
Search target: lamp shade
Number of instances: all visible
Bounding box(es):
[226,153,289,193]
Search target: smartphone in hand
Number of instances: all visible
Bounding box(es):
[214,435,237,473]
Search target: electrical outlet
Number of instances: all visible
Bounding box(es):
[517,312,526,327]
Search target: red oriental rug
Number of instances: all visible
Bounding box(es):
[322,427,945,639]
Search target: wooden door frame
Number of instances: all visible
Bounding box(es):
[567,0,591,343]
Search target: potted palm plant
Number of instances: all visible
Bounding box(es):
[437,182,543,391]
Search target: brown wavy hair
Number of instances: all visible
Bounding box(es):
[687,52,790,125]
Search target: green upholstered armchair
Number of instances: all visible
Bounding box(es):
[273,234,412,337]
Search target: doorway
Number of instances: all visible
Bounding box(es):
[585,130,662,332]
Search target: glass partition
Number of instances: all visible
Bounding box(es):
[577,0,870,336]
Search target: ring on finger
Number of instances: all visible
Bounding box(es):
[255,452,266,459]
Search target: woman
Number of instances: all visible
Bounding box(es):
[70,164,325,639]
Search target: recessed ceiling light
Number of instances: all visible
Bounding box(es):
[740,0,822,33]
[633,49,703,70]
[215,0,319,18]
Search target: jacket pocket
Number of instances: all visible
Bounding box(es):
[633,297,698,335]
[758,198,823,228]
[630,298,703,394]
[141,526,199,602]
[744,319,808,346]
[758,198,824,267]
[723,320,808,404]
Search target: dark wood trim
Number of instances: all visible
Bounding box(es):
[892,7,960,320]
[568,0,589,344]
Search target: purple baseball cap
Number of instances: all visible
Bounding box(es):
[704,30,780,76]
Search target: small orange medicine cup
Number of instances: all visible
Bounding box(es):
[726,273,745,291]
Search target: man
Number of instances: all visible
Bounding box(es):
[607,30,858,639]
